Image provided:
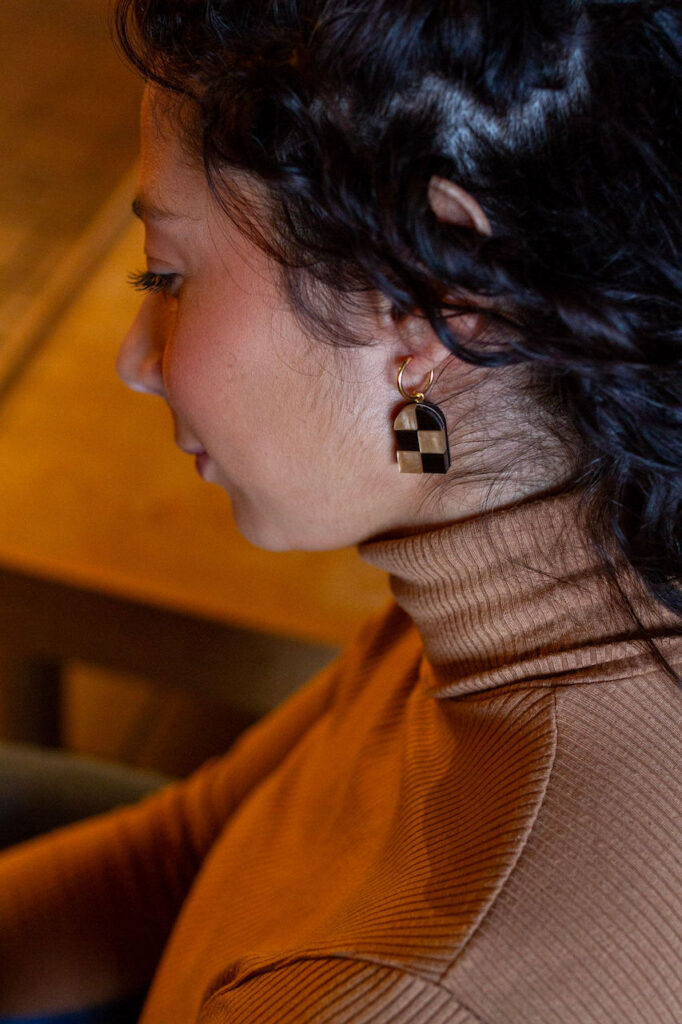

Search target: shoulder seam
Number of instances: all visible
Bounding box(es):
[201,951,487,1023]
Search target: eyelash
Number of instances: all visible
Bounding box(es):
[128,269,179,295]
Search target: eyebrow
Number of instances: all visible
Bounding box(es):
[131,195,185,222]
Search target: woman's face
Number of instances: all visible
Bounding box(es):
[117,90,434,551]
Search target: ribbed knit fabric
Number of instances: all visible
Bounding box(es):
[0,487,680,1023]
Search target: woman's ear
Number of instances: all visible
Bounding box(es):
[381,178,491,377]
[427,176,491,236]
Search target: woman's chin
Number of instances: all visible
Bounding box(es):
[228,497,350,553]
[227,495,293,552]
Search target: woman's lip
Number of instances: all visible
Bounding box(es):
[195,451,210,476]
[176,443,210,476]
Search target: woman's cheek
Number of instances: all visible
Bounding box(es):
[163,324,233,441]
[161,329,206,420]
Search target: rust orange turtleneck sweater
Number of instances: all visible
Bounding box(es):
[0,488,680,1023]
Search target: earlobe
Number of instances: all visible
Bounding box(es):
[427,176,492,237]
[388,308,460,379]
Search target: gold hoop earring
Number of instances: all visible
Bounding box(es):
[397,358,434,402]
[393,357,451,474]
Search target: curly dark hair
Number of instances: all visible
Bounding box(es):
[115,0,682,682]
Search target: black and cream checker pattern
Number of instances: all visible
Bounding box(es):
[393,401,451,474]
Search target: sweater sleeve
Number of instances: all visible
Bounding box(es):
[198,958,483,1024]
[0,657,339,1016]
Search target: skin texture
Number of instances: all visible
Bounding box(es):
[117,88,568,551]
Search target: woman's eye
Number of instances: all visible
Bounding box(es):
[128,269,180,296]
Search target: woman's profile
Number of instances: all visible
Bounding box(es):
[1,1,681,1022]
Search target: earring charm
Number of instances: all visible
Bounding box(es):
[393,357,451,474]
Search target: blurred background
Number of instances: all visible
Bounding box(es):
[0,0,389,780]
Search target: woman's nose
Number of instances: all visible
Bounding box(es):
[117,296,169,397]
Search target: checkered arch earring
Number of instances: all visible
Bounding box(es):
[393,357,451,474]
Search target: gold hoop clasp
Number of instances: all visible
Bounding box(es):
[397,356,434,403]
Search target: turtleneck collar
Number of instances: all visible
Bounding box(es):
[359,487,681,699]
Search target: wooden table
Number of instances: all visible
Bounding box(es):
[0,213,390,743]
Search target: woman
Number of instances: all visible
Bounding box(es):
[1,1,680,1021]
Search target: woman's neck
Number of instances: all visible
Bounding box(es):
[359,485,681,699]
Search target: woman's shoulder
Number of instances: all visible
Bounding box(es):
[442,672,681,1021]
